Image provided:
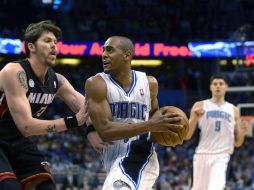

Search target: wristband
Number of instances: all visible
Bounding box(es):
[76,123,87,140]
[87,124,96,134]
[64,115,79,130]
[83,124,96,139]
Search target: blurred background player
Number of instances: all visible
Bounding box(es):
[0,20,88,190]
[185,75,248,190]
[85,36,185,190]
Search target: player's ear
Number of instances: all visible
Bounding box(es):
[28,43,35,53]
[124,50,132,61]
[225,83,228,90]
[209,84,212,92]
[225,85,228,91]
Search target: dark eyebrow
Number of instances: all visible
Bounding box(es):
[44,36,57,41]
[103,45,113,48]
[103,45,114,51]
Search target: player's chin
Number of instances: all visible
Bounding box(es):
[47,59,56,66]
[47,62,56,67]
[103,68,112,74]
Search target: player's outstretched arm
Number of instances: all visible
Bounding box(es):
[185,101,204,140]
[55,73,88,125]
[1,64,86,137]
[85,75,182,142]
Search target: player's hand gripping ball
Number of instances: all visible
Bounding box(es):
[152,106,189,147]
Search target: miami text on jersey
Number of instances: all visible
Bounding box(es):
[28,93,55,105]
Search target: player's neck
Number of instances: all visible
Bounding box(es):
[211,97,225,105]
[111,70,132,91]
[28,58,49,84]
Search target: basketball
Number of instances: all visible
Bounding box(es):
[152,106,189,147]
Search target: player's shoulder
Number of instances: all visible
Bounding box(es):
[227,101,236,107]
[233,104,240,114]
[3,61,23,69]
[86,73,104,84]
[85,73,106,91]
[192,100,204,108]
[0,62,25,91]
[1,62,24,76]
[225,101,239,112]
[147,75,158,92]
[147,75,158,85]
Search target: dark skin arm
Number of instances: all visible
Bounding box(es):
[148,75,159,115]
[85,74,183,142]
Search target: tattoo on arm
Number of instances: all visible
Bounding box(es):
[56,73,65,88]
[17,71,28,91]
[46,125,57,133]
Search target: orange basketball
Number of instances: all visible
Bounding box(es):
[152,106,189,147]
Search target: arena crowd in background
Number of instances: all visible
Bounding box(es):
[0,0,254,189]
[0,0,254,42]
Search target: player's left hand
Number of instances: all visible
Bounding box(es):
[87,131,108,154]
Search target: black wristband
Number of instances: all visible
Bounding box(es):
[76,123,87,140]
[64,115,79,130]
[83,124,96,139]
[87,124,96,133]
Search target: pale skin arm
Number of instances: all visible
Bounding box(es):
[85,75,182,142]
[0,63,87,137]
[55,73,88,125]
[185,101,204,140]
[234,106,247,147]
[60,74,104,154]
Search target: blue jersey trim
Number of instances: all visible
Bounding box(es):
[119,140,154,189]
[109,70,137,97]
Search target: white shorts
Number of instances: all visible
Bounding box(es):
[102,151,159,190]
[192,153,230,190]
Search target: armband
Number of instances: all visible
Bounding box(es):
[76,124,96,139]
[86,124,96,134]
[64,115,79,130]
[83,124,96,139]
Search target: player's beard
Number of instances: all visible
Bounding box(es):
[46,54,57,66]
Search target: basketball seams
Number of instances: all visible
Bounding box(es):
[152,106,189,147]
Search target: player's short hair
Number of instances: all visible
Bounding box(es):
[210,74,228,85]
[112,36,135,59]
[23,20,62,57]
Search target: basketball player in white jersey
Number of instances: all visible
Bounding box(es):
[85,36,185,190]
[185,75,248,190]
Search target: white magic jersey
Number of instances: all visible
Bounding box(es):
[99,70,152,171]
[196,99,235,154]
